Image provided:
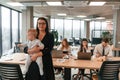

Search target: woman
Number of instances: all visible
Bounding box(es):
[55,38,71,74]
[57,38,71,54]
[75,38,91,80]
[25,17,55,80]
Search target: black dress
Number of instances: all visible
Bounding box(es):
[25,33,55,80]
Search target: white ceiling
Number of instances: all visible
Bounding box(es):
[1,0,120,20]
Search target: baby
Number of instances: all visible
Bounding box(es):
[18,28,44,75]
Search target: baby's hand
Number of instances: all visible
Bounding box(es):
[28,49,33,54]
[17,44,22,47]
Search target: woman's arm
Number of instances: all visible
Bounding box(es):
[31,52,43,61]
[42,33,54,56]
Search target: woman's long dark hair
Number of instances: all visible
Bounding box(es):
[36,17,49,38]
[80,38,88,52]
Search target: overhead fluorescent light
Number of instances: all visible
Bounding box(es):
[96,17,105,19]
[57,13,67,16]
[77,15,86,18]
[46,2,62,6]
[7,2,24,6]
[66,17,74,20]
[89,2,106,6]
[84,19,91,21]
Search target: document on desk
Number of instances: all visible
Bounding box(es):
[0,56,13,61]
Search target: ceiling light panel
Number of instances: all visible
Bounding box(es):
[46,2,62,6]
[7,2,24,6]
[89,2,106,6]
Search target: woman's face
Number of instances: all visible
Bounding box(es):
[37,19,46,31]
[82,41,88,46]
[62,41,67,46]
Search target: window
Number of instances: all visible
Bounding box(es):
[54,19,64,41]
[80,21,85,38]
[50,18,86,41]
[94,21,101,37]
[34,17,38,28]
[0,5,21,55]
[90,21,113,40]
[1,6,11,53]
[20,13,22,42]
[12,10,19,47]
[73,20,80,38]
[64,19,72,39]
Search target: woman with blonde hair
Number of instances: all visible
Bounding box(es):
[57,38,71,54]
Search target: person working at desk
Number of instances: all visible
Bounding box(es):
[57,38,71,54]
[74,38,91,80]
[55,38,71,74]
[93,38,113,61]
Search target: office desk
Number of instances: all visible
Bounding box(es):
[112,47,120,56]
[0,53,120,80]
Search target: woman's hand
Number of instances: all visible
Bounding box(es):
[31,52,43,61]
[27,45,40,54]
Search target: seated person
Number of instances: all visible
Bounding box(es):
[57,38,71,55]
[55,38,71,74]
[92,38,113,61]
[18,28,44,76]
[75,38,92,80]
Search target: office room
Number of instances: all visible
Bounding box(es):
[0,0,120,80]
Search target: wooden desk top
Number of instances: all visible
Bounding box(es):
[0,53,120,69]
[112,47,120,51]
[53,59,102,69]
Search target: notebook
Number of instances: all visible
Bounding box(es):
[77,52,92,60]
[52,50,64,58]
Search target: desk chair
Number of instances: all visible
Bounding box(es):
[98,61,120,80]
[72,52,92,80]
[0,63,24,80]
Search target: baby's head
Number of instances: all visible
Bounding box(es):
[27,28,37,41]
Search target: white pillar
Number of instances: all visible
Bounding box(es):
[22,7,33,42]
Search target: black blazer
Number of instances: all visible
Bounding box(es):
[25,33,55,80]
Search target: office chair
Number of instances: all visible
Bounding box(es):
[0,63,24,80]
[98,61,120,80]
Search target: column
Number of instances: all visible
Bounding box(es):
[86,21,90,39]
[46,15,51,30]
[22,6,33,42]
[84,21,90,39]
[113,6,120,47]
[113,6,120,56]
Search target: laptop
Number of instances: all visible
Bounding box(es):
[77,52,92,60]
[52,50,64,58]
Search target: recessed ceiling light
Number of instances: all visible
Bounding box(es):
[7,2,24,6]
[89,2,106,6]
[46,2,62,6]
[57,13,67,16]
[77,15,86,18]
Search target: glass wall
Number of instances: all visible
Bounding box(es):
[12,10,19,47]
[1,6,11,53]
[64,19,72,39]
[0,6,21,54]
[34,17,38,28]
[73,20,80,38]
[90,21,112,40]
[50,18,86,41]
